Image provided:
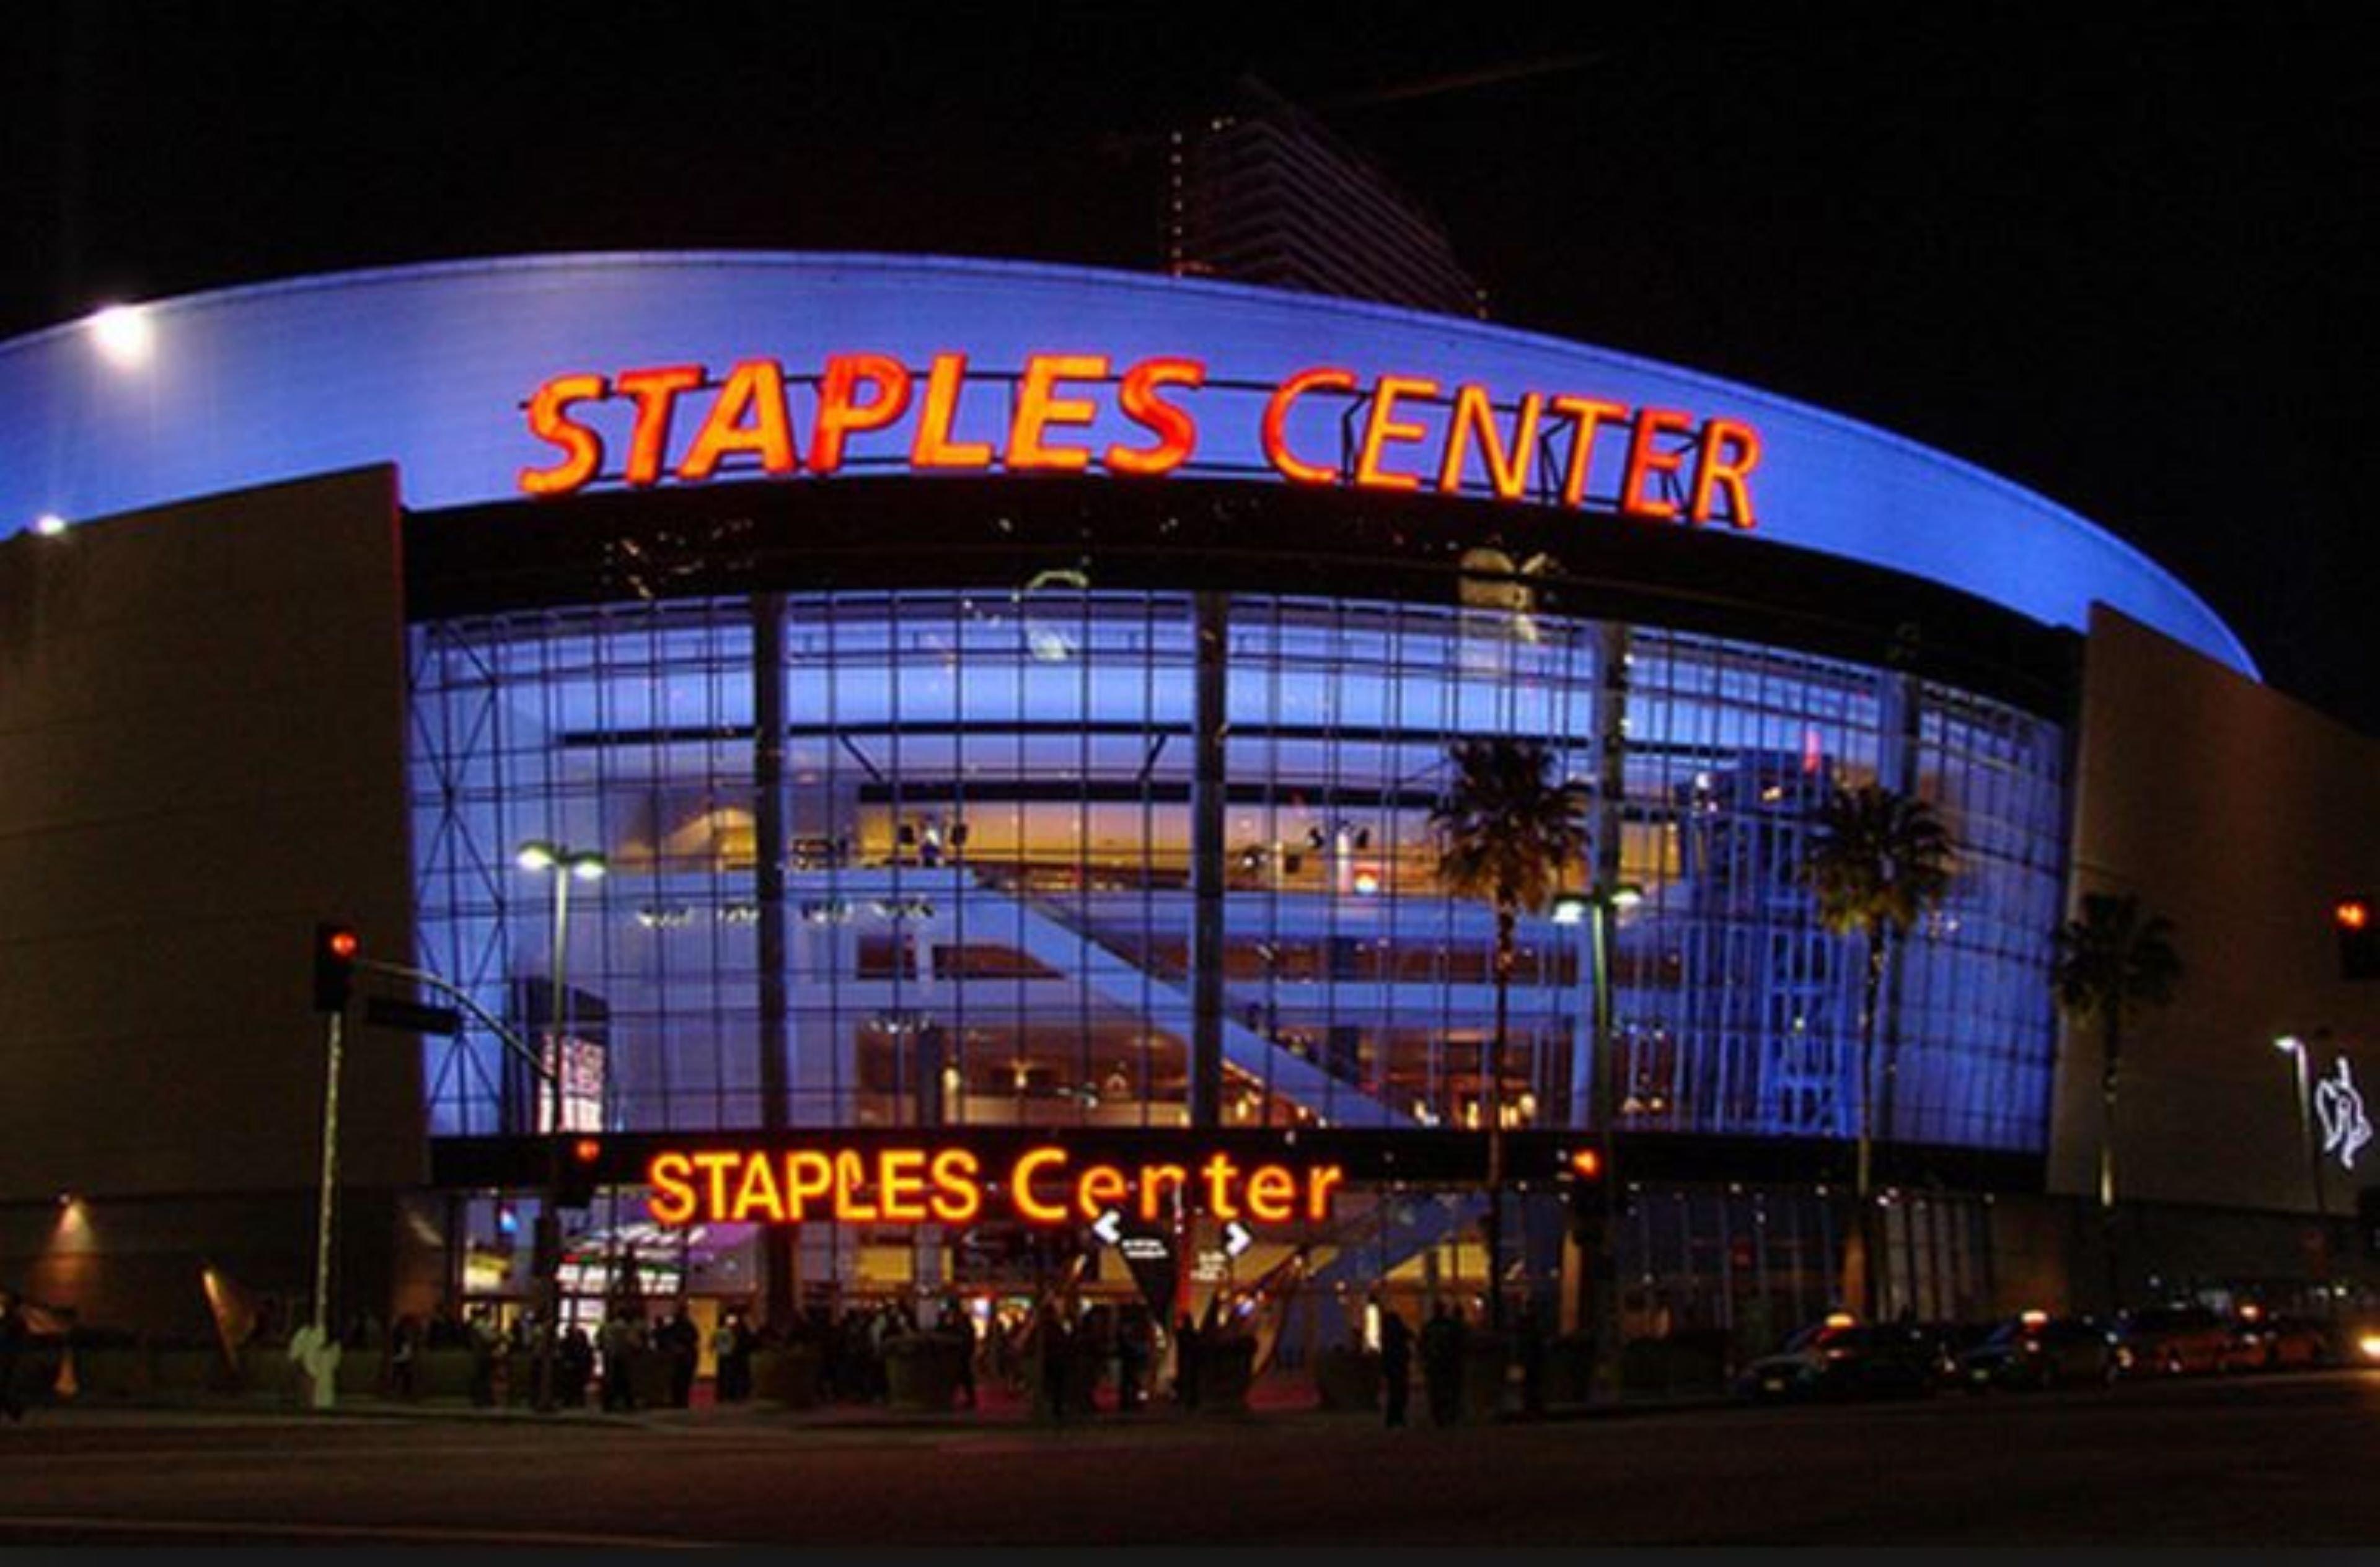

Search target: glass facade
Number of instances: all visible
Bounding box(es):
[410,587,2066,1157]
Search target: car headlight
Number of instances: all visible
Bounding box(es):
[2356,1334,2380,1361]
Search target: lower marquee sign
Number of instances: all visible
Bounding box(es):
[643,1144,1344,1230]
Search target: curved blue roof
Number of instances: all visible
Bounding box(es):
[0,251,2255,675]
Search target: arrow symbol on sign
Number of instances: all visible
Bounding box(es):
[1223,1219,1255,1259]
[1091,1208,1125,1247]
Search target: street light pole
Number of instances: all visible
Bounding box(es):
[518,840,606,1414]
[2276,1035,2324,1216]
[2276,1033,2337,1317]
[1555,881,1641,1398]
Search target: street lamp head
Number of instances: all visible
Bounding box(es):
[2275,1034,2305,1055]
[89,303,154,368]
[516,840,558,872]
[1549,894,1589,926]
[1610,884,1646,911]
[568,853,607,882]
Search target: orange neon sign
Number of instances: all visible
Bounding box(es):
[643,1146,1346,1230]
[518,352,1763,527]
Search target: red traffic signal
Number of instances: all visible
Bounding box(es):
[557,1136,604,1208]
[2339,894,2380,981]
[1562,1146,1613,1241]
[312,922,360,1012]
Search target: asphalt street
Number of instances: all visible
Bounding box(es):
[1,1371,2374,1546]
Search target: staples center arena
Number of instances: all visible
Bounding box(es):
[5,253,2377,1351]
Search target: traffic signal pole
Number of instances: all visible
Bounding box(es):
[304,923,361,1408]
[311,1006,345,1343]
[312,947,557,1408]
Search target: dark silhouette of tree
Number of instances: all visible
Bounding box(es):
[1804,783,1952,1317]
[2053,891,2182,1305]
[1432,736,1589,1333]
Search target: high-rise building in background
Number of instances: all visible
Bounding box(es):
[1167,78,1488,319]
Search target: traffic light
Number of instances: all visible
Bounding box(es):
[556,1136,603,1209]
[2337,895,2379,981]
[312,922,360,1012]
[1562,1146,1609,1242]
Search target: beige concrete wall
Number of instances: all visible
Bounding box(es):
[2054,607,2380,1219]
[0,467,423,1328]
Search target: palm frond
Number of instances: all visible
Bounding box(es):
[2052,892,2184,1021]
[1430,736,1591,916]
[1802,783,1955,939]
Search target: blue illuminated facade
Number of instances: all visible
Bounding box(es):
[410,590,2065,1154]
[0,252,2254,675]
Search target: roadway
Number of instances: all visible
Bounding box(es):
[1,1371,2375,1546]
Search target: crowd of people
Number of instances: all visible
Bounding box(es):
[4,1275,1546,1426]
[349,1302,734,1410]
[355,1293,1241,1416]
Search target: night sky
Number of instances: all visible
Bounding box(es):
[7,4,2373,731]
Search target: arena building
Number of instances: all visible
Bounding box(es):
[2,253,2374,1358]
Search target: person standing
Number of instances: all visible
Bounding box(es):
[466,1307,498,1408]
[735,1311,759,1403]
[1173,1314,1202,1412]
[1038,1309,1073,1425]
[1421,1302,1461,1428]
[599,1310,637,1412]
[1378,1305,1413,1429]
[662,1305,699,1408]
[558,1320,594,1407]
[1116,1309,1150,1413]
[945,1300,978,1411]
[389,1314,420,1402]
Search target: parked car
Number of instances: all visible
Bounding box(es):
[2114,1304,2232,1377]
[2220,1311,2334,1372]
[1958,1312,2118,1390]
[1737,1317,1944,1403]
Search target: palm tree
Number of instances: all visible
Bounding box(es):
[1804,783,1952,1318]
[2052,892,2182,1227]
[1431,735,1590,1333]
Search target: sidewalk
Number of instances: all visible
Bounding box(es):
[16,1377,1735,1433]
